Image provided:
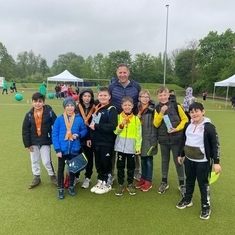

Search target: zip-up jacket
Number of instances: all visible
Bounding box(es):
[108,79,141,114]
[52,113,87,155]
[90,104,118,146]
[22,105,57,148]
[114,114,142,154]
[178,119,220,164]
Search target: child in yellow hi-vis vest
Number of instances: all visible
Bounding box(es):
[114,96,142,196]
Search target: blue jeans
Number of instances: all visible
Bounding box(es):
[141,156,153,182]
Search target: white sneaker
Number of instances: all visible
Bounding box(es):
[90,180,102,193]
[95,181,112,194]
[73,177,80,186]
[81,178,91,189]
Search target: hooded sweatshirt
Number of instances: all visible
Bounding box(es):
[178,117,220,164]
[182,87,196,112]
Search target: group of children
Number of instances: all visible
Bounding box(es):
[22,86,221,220]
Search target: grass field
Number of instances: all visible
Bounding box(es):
[0,90,234,235]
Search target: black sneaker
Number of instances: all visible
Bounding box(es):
[28,177,41,189]
[200,207,211,220]
[176,198,193,209]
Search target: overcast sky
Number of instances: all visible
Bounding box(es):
[0,0,234,66]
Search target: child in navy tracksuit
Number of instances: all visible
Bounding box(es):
[176,102,221,220]
[52,97,87,199]
[89,87,118,195]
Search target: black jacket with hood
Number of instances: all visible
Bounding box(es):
[22,105,57,148]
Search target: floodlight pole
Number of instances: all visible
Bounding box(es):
[163,4,169,86]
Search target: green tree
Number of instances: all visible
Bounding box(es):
[0,42,16,79]
[106,50,132,78]
[51,52,84,75]
[196,29,235,91]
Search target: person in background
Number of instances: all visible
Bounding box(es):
[67,84,74,97]
[114,96,142,196]
[182,87,196,119]
[176,102,221,220]
[202,91,207,101]
[89,87,118,195]
[153,86,188,196]
[61,83,68,98]
[108,63,142,181]
[2,80,8,94]
[39,82,47,96]
[22,92,58,189]
[75,86,80,95]
[55,84,61,99]
[12,81,17,92]
[230,95,235,107]
[169,89,176,102]
[135,90,158,192]
[52,97,87,199]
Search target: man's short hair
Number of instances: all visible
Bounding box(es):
[116,63,130,70]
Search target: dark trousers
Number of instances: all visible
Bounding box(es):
[184,157,210,208]
[57,154,76,188]
[82,144,94,179]
[93,145,113,183]
[116,152,135,185]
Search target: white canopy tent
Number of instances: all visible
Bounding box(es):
[47,70,83,88]
[213,74,235,107]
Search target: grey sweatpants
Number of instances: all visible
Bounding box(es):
[160,144,184,182]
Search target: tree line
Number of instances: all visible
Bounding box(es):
[1,28,235,94]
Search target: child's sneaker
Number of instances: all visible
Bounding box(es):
[73,177,80,186]
[126,184,136,195]
[178,185,186,197]
[200,206,211,220]
[58,188,65,199]
[68,186,76,196]
[50,175,58,187]
[90,180,102,193]
[28,177,41,189]
[134,173,141,181]
[157,182,169,194]
[81,178,91,189]
[176,198,193,209]
[95,181,112,194]
[115,185,125,196]
[141,180,152,192]
[134,178,145,189]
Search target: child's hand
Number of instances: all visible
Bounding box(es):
[168,128,177,133]
[214,164,222,174]
[89,122,95,130]
[56,152,62,158]
[87,140,92,148]
[178,156,184,165]
[28,146,34,152]
[136,150,141,155]
[72,134,79,139]
[160,105,168,114]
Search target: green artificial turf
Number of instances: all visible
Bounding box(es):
[0,91,234,235]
